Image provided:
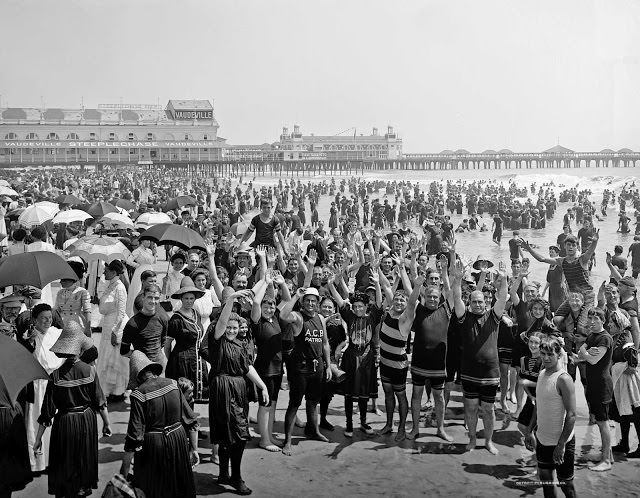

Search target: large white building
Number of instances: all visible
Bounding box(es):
[273,125,402,161]
[0,99,225,166]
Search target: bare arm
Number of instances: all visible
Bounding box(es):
[579,229,599,265]
[493,263,508,317]
[556,373,577,447]
[520,237,560,266]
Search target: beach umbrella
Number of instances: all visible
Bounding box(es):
[18,204,57,228]
[112,199,136,211]
[84,201,118,218]
[0,186,19,196]
[0,334,49,405]
[34,201,60,214]
[0,251,78,288]
[139,223,207,251]
[52,209,93,225]
[162,195,197,212]
[67,235,132,264]
[99,212,134,229]
[0,179,10,187]
[134,211,172,230]
[55,194,83,205]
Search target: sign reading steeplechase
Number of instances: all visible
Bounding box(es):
[173,110,213,120]
[1,140,220,149]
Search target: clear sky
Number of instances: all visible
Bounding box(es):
[1,0,638,153]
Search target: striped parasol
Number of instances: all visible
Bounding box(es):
[67,235,132,263]
[18,204,57,228]
[99,212,134,229]
[53,209,93,225]
[134,212,172,230]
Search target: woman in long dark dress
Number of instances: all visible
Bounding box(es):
[33,324,111,498]
[164,281,209,404]
[0,377,32,498]
[200,290,269,496]
[120,350,199,498]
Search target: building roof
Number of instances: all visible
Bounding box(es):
[292,135,396,143]
[498,148,513,154]
[167,100,212,110]
[481,149,497,154]
[619,148,633,153]
[455,149,470,154]
[600,148,615,153]
[544,144,574,154]
[440,150,454,155]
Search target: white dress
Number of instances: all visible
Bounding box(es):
[96,278,129,396]
[25,326,64,471]
[193,287,220,333]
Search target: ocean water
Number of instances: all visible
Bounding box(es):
[246,166,640,288]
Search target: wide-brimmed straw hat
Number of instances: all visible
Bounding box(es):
[472,256,494,271]
[129,350,163,382]
[171,276,205,299]
[50,321,93,356]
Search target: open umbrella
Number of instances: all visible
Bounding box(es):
[0,334,49,405]
[84,201,118,218]
[52,209,93,225]
[99,212,134,229]
[112,199,136,211]
[134,212,172,230]
[34,201,60,214]
[0,186,19,196]
[18,204,57,228]
[68,235,132,263]
[162,195,197,212]
[0,251,78,288]
[55,194,83,205]
[0,179,10,187]
[139,223,207,251]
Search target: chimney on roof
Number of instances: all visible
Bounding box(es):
[387,126,393,135]
[293,124,300,135]
[373,127,378,136]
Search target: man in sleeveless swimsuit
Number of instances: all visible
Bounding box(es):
[378,274,424,442]
[407,256,465,442]
[456,264,508,454]
[279,287,332,456]
[524,335,577,498]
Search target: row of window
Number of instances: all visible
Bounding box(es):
[3,132,210,141]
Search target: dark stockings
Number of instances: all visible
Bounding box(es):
[218,441,247,481]
[345,398,369,429]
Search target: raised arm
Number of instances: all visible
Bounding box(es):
[206,243,225,300]
[449,259,466,318]
[493,262,508,317]
[251,277,268,323]
[519,237,559,266]
[579,229,599,264]
[326,274,346,309]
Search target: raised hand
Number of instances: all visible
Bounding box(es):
[518,237,531,251]
[369,268,380,284]
[255,244,267,260]
[307,249,318,266]
[414,274,426,288]
[206,241,217,257]
[450,259,465,281]
[272,270,285,286]
[266,247,277,266]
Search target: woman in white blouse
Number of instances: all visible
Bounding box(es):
[24,303,65,472]
[96,260,130,400]
[189,268,221,333]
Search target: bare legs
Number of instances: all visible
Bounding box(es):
[378,382,408,441]
[464,398,498,454]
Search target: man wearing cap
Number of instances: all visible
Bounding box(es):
[0,293,24,337]
[280,286,332,456]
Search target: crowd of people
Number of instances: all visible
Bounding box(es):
[1,166,640,498]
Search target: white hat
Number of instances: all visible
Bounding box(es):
[303,288,320,298]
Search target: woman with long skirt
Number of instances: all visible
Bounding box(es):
[0,376,32,498]
[96,260,129,401]
[164,280,209,404]
[200,290,269,495]
[23,303,65,473]
[120,351,199,498]
[33,323,111,497]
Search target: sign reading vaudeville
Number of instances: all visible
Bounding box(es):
[1,140,219,149]
[173,110,213,120]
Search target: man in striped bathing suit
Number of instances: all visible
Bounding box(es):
[455,264,508,455]
[378,274,424,442]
